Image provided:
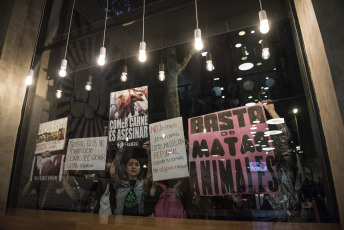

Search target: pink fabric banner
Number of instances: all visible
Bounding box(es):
[188,104,279,196]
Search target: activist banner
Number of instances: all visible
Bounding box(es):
[188,104,279,196]
[30,155,65,181]
[65,136,107,170]
[149,117,189,181]
[35,117,68,154]
[108,86,149,148]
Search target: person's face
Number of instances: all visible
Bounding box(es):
[126,158,141,180]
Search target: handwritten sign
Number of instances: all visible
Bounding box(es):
[150,117,189,181]
[188,104,279,196]
[65,136,107,170]
[30,155,65,181]
[108,86,149,148]
[35,117,68,154]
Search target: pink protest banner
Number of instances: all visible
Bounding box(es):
[188,104,278,196]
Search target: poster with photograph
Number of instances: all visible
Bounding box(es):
[188,104,279,196]
[65,136,108,170]
[149,117,189,181]
[35,117,68,154]
[30,155,65,181]
[108,86,149,148]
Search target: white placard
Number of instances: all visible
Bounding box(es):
[30,155,65,181]
[149,117,189,181]
[35,117,68,154]
[65,136,108,170]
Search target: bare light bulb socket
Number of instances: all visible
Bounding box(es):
[98,47,106,66]
[259,10,270,34]
[26,69,34,85]
[159,63,165,81]
[121,65,128,82]
[206,52,214,71]
[139,41,147,62]
[85,75,92,91]
[261,39,270,60]
[56,84,62,98]
[194,28,203,50]
[59,59,67,77]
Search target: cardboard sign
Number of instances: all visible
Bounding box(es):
[150,117,189,181]
[35,117,68,154]
[108,86,149,148]
[188,104,279,196]
[65,136,107,170]
[30,155,65,181]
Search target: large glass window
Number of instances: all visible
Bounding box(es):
[10,0,334,223]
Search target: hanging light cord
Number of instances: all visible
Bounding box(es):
[124,27,127,65]
[205,5,209,50]
[195,0,199,29]
[160,10,163,63]
[102,0,109,47]
[30,0,47,69]
[142,0,146,41]
[64,0,76,59]
[259,0,263,11]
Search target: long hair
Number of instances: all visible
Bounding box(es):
[121,147,146,180]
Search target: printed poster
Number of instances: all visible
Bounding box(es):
[35,117,68,154]
[149,117,189,181]
[65,136,108,170]
[188,104,279,196]
[108,86,149,148]
[30,155,65,181]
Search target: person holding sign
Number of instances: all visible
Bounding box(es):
[98,141,157,216]
[262,100,302,220]
[22,151,76,211]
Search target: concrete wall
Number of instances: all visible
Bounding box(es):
[0,0,44,213]
[310,0,344,122]
[0,1,15,57]
[294,0,344,226]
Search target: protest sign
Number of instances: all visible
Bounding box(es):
[188,104,279,196]
[65,136,107,170]
[108,86,149,148]
[35,117,68,154]
[30,155,65,181]
[150,117,189,181]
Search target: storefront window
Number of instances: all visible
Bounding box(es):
[10,0,333,223]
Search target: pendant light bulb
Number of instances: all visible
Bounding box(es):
[259,10,270,34]
[85,83,92,91]
[159,72,165,81]
[121,73,127,82]
[98,47,106,66]
[262,48,270,59]
[158,63,165,81]
[59,59,67,77]
[206,52,214,71]
[85,75,92,91]
[261,39,270,60]
[206,61,214,71]
[139,41,147,62]
[25,76,33,86]
[56,84,63,98]
[194,28,203,50]
[56,90,62,98]
[121,65,128,82]
[26,69,34,85]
